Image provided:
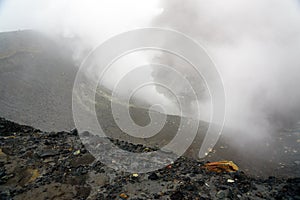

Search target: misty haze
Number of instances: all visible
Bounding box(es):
[0,0,299,199]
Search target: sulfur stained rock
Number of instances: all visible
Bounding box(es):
[0,149,8,163]
[119,193,129,199]
[203,161,239,173]
[16,168,40,186]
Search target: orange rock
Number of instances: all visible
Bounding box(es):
[119,193,129,199]
[203,160,239,173]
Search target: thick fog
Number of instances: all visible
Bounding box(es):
[1,0,151,63]
[1,0,300,143]
[152,0,300,143]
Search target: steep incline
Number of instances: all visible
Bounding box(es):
[0,30,77,131]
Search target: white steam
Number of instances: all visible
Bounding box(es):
[1,0,300,142]
[152,0,300,142]
[0,0,160,40]
[0,0,175,112]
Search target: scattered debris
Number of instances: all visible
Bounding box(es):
[148,172,159,180]
[73,150,81,156]
[216,190,226,199]
[38,149,58,158]
[0,118,299,200]
[3,135,16,139]
[227,179,235,183]
[143,147,150,152]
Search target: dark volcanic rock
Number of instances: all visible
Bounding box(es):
[148,172,159,180]
[0,118,299,200]
[37,149,59,158]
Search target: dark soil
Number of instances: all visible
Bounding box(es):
[0,118,299,200]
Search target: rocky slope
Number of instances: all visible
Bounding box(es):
[0,118,299,200]
[0,30,299,180]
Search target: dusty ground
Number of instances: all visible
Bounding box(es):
[0,118,299,200]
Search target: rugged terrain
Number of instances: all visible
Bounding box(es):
[0,30,299,199]
[0,118,299,200]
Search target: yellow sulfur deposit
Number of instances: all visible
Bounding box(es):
[203,161,239,173]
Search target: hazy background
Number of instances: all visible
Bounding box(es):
[151,0,300,145]
[0,0,300,154]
